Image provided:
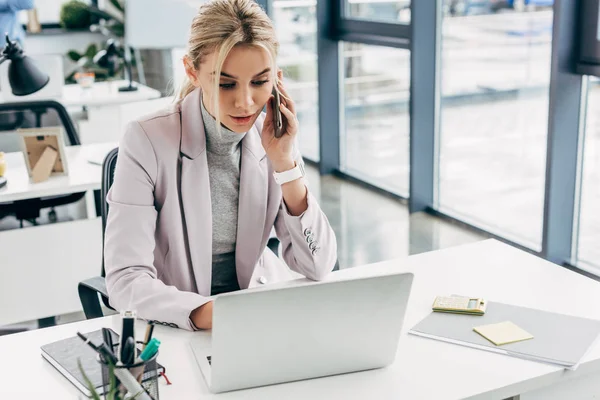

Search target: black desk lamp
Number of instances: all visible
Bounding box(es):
[0,35,49,96]
[0,34,50,189]
[93,39,137,92]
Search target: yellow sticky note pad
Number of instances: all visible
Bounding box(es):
[473,321,534,346]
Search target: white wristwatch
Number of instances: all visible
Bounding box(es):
[273,161,305,185]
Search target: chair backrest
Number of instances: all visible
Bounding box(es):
[0,100,80,154]
[100,147,119,278]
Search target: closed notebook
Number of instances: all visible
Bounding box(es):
[41,328,165,397]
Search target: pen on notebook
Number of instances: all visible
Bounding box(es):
[77,332,117,365]
[142,321,155,350]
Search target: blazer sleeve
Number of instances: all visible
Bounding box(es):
[104,121,209,331]
[273,147,338,281]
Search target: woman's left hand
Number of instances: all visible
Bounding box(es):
[262,70,298,172]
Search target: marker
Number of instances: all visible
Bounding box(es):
[138,338,161,362]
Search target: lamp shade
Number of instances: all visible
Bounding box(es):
[1,35,49,96]
[7,56,49,96]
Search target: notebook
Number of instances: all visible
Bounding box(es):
[41,328,165,397]
[409,301,600,369]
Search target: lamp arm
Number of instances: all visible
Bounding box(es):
[125,55,133,86]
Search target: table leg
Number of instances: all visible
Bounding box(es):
[94,189,102,217]
[85,190,101,219]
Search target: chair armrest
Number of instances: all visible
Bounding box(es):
[78,276,109,320]
[267,237,280,256]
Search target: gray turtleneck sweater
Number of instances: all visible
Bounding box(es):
[201,98,246,295]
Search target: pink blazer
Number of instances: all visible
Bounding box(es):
[104,88,337,330]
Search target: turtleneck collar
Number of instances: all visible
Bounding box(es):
[201,95,246,156]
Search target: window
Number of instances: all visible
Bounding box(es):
[437,5,553,249]
[576,77,600,269]
[340,42,410,196]
[345,1,411,24]
[273,0,319,161]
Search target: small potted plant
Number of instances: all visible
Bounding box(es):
[65,43,113,85]
[59,0,93,31]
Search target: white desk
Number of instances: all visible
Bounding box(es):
[0,80,161,109]
[2,240,600,399]
[60,80,162,108]
[66,81,165,145]
[0,143,116,203]
[0,143,116,326]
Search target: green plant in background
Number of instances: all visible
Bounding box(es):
[63,0,130,84]
[59,0,93,30]
[65,43,114,84]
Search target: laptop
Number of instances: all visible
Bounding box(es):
[190,271,414,393]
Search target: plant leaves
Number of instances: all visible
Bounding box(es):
[85,43,99,59]
[105,20,125,38]
[67,50,82,62]
[109,0,125,13]
[77,359,102,400]
[87,5,120,22]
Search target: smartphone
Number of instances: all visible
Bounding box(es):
[272,86,283,138]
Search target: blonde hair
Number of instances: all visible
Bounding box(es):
[178,0,279,130]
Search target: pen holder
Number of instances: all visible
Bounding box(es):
[98,342,160,400]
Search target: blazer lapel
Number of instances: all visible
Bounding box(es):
[236,123,268,289]
[179,89,212,296]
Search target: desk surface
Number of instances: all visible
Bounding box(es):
[0,143,117,203]
[0,80,161,108]
[2,240,600,399]
[62,80,162,108]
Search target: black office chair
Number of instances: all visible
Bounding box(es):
[78,149,337,319]
[0,100,86,225]
[78,147,118,319]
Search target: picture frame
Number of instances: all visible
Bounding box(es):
[18,127,69,182]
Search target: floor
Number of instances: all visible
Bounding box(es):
[0,164,487,335]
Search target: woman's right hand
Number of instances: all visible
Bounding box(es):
[190,301,214,330]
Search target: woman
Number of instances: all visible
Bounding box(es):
[104,0,337,331]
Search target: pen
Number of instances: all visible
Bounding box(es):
[142,321,155,350]
[102,328,114,352]
[122,336,136,366]
[137,338,161,363]
[77,332,117,364]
